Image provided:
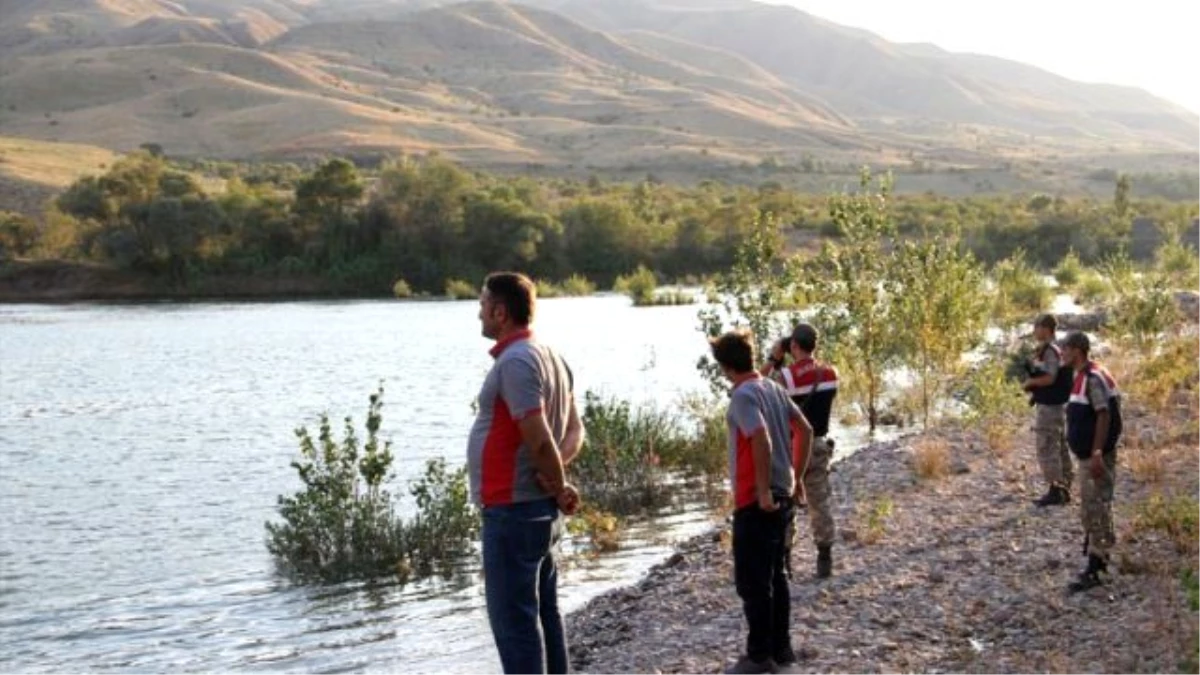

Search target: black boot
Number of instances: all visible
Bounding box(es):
[1034,485,1069,507]
[816,544,832,579]
[1068,554,1107,593]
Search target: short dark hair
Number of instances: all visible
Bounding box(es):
[1063,331,1091,355]
[791,323,818,353]
[1034,313,1057,331]
[484,272,536,326]
[710,330,756,373]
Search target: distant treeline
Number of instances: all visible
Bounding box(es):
[0,153,1195,294]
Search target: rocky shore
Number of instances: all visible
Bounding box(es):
[567,404,1199,673]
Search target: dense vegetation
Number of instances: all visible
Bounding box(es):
[1,152,1195,297]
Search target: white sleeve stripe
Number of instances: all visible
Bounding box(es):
[781,367,796,391]
[815,381,839,392]
[787,384,814,397]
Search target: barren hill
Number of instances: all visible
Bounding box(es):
[0,0,1194,184]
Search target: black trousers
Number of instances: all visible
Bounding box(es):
[732,500,794,662]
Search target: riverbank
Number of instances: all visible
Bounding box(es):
[0,260,369,303]
[567,400,1199,673]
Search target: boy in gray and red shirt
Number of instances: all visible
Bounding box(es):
[711,330,813,675]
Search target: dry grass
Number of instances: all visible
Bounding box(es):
[1125,445,1168,484]
[911,435,951,481]
[0,136,117,189]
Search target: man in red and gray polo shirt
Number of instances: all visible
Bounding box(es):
[467,272,584,674]
[712,329,813,674]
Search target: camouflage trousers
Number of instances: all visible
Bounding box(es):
[1079,451,1117,560]
[803,437,836,546]
[1035,404,1074,488]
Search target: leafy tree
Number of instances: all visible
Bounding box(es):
[799,170,902,431]
[890,226,991,428]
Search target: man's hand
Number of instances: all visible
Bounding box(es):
[537,473,581,515]
[1089,453,1106,480]
[758,491,778,512]
[557,483,581,516]
[770,340,786,363]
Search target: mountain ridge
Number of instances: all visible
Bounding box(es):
[0,0,1193,184]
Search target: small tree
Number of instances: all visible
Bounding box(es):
[696,211,798,396]
[798,169,902,431]
[890,227,991,428]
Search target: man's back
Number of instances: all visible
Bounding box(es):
[468,333,573,507]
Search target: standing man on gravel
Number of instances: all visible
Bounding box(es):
[1022,314,1075,507]
[468,271,585,674]
[762,323,839,579]
[1060,331,1123,593]
[712,329,812,674]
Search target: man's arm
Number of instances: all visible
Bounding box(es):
[788,404,813,494]
[750,427,776,511]
[560,398,585,466]
[517,413,567,494]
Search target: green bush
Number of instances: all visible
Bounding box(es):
[1075,270,1113,306]
[1156,238,1200,290]
[560,274,597,297]
[265,388,479,583]
[535,279,562,298]
[392,278,413,299]
[992,250,1052,324]
[571,392,683,515]
[445,278,477,300]
[1053,248,1083,289]
[614,265,658,305]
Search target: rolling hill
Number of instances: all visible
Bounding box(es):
[0,0,1194,188]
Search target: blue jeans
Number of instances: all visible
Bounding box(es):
[482,498,568,674]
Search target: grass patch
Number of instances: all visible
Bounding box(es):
[1133,493,1200,556]
[855,495,895,544]
[911,435,950,481]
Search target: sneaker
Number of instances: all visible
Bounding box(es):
[724,655,776,674]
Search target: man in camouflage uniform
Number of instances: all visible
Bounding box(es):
[1022,314,1075,506]
[763,323,839,579]
[1061,331,1123,593]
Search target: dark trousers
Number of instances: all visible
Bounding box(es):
[732,500,794,662]
[482,498,568,674]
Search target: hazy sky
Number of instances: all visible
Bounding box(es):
[767,0,1199,114]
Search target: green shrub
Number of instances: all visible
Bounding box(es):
[964,354,1028,455]
[992,250,1052,324]
[571,392,683,515]
[1156,238,1200,290]
[1075,270,1113,306]
[265,388,479,583]
[1053,248,1083,289]
[445,278,477,300]
[535,279,562,298]
[614,265,658,305]
[559,274,597,297]
[392,278,413,298]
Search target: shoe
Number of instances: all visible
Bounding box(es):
[1034,485,1069,507]
[1068,554,1107,593]
[816,544,832,579]
[773,649,802,673]
[724,655,776,674]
